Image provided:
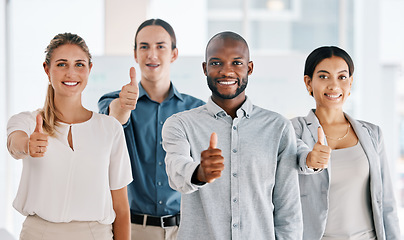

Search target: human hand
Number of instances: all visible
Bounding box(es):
[198,133,225,183]
[118,67,139,110]
[306,127,331,169]
[29,114,49,158]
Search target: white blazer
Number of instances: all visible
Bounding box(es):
[291,109,400,240]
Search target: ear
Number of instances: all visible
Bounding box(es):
[202,62,207,76]
[171,48,178,63]
[134,49,139,63]
[89,62,93,72]
[304,75,312,93]
[349,76,353,88]
[43,62,50,77]
[247,61,253,76]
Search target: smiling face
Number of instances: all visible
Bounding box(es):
[44,44,92,99]
[203,37,253,102]
[305,56,353,110]
[134,25,178,83]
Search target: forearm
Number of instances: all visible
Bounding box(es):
[112,211,130,240]
[109,98,131,125]
[111,187,131,240]
[7,131,29,159]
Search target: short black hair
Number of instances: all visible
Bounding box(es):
[205,31,249,61]
[304,46,354,78]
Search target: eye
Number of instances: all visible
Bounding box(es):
[210,62,220,66]
[139,45,148,49]
[57,63,66,67]
[339,75,348,80]
[233,61,242,65]
[76,63,84,67]
[319,75,328,79]
[157,45,165,49]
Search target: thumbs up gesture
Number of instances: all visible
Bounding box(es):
[306,127,331,169]
[118,67,139,110]
[197,133,225,183]
[28,114,49,158]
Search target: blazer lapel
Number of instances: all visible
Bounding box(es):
[345,113,378,175]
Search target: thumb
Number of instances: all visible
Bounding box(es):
[129,67,137,86]
[317,126,325,145]
[209,132,217,149]
[35,114,44,133]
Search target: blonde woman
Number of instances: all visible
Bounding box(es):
[7,33,132,240]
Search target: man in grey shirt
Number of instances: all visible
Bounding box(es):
[162,31,303,240]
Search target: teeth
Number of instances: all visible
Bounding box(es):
[147,64,159,67]
[218,81,237,85]
[325,93,341,98]
[64,82,78,86]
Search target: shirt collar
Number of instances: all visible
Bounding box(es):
[207,96,252,119]
[138,82,184,102]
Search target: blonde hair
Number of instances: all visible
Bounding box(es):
[40,33,92,136]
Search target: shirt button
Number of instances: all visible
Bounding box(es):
[232,173,238,177]
[159,201,163,205]
[160,121,164,125]
[158,182,162,186]
[232,149,237,153]
[233,223,238,228]
[233,198,238,203]
[159,161,163,166]
[160,141,162,145]
[233,126,237,130]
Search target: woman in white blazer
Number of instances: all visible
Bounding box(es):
[291,46,400,240]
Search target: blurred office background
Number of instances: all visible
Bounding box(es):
[1,0,404,238]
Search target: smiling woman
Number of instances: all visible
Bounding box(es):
[6,33,132,240]
[291,46,401,240]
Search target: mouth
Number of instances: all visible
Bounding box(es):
[63,81,79,86]
[146,63,160,68]
[324,93,342,99]
[217,79,238,86]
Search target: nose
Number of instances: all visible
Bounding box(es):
[147,47,158,60]
[219,63,235,77]
[65,65,76,77]
[327,77,339,90]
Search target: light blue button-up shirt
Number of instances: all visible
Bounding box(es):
[98,83,205,217]
[162,97,303,240]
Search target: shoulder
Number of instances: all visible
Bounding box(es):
[98,90,121,102]
[177,93,206,106]
[91,112,123,129]
[165,105,207,125]
[354,119,382,141]
[7,110,38,135]
[8,110,38,125]
[252,105,291,126]
[356,119,380,131]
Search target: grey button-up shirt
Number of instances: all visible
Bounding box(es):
[162,97,303,240]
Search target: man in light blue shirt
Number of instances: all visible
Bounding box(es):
[162,31,303,240]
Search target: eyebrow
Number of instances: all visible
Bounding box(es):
[55,59,86,62]
[139,41,168,45]
[208,57,244,61]
[316,70,348,74]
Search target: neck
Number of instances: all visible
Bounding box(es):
[211,94,246,119]
[140,78,171,103]
[315,106,346,125]
[54,95,90,124]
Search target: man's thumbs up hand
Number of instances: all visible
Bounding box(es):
[197,133,224,183]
